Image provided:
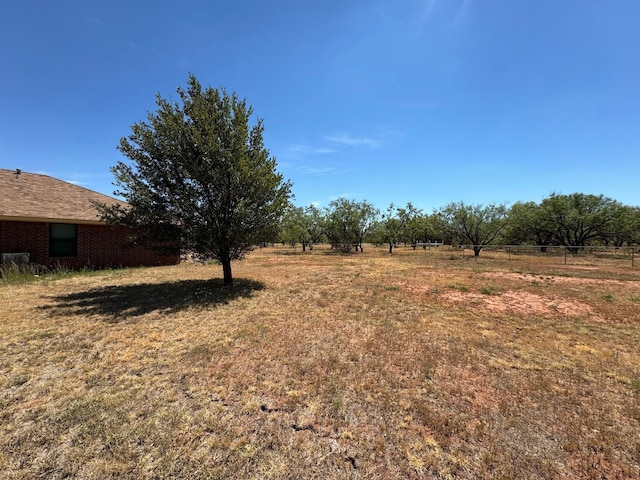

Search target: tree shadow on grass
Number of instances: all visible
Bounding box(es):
[38,278,265,322]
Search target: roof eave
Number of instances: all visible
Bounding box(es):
[0,215,107,225]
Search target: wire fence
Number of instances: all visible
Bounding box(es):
[265,243,638,268]
[458,245,637,267]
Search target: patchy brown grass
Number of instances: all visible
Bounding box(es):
[1,245,639,479]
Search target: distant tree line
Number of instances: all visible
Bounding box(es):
[278,193,640,257]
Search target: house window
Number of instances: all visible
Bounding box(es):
[50,224,77,257]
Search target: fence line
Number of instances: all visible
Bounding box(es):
[265,243,637,267]
[457,245,636,267]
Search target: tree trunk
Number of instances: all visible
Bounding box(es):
[473,245,482,257]
[221,256,233,287]
[389,243,393,254]
[302,242,307,253]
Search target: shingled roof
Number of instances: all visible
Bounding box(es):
[0,168,126,224]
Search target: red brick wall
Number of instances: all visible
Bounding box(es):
[0,221,179,268]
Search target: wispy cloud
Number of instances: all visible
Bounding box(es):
[414,0,472,34]
[64,180,84,186]
[297,164,356,177]
[287,144,335,155]
[298,166,339,176]
[325,133,381,149]
[416,0,438,34]
[454,0,473,27]
[35,170,108,190]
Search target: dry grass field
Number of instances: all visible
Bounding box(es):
[1,245,639,479]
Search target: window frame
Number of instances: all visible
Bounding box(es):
[49,223,78,257]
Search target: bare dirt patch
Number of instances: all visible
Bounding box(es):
[482,270,640,292]
[441,289,603,320]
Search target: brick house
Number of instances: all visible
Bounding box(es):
[0,168,180,268]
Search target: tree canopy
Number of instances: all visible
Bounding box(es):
[280,204,325,252]
[376,203,416,253]
[99,74,292,286]
[441,202,508,257]
[539,193,620,253]
[324,198,378,253]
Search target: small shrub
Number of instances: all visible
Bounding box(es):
[189,343,214,357]
[9,374,30,387]
[326,377,343,418]
[423,358,437,380]
[480,286,501,295]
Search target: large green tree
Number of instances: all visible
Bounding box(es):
[325,198,378,253]
[379,203,416,253]
[539,193,619,253]
[279,205,308,249]
[99,75,292,286]
[441,202,508,257]
[280,204,325,252]
[407,211,450,247]
[600,204,640,247]
[301,204,327,249]
[505,201,555,251]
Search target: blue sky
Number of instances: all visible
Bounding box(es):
[1,0,639,212]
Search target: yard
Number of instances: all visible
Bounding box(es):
[1,246,639,479]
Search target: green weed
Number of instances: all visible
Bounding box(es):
[0,263,44,284]
[0,263,106,285]
[189,343,214,357]
[480,286,501,295]
[9,374,30,387]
